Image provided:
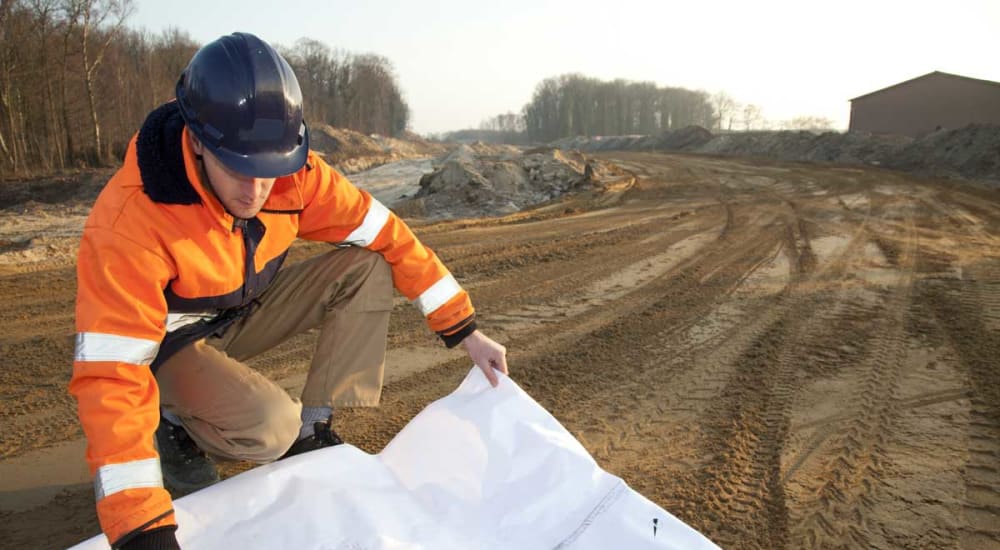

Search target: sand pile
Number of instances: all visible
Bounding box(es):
[464,141,523,158]
[308,124,446,174]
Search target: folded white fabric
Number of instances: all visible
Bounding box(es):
[72,367,718,549]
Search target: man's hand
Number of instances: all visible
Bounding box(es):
[460,330,508,387]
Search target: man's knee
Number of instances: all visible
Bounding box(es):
[323,248,392,311]
[232,395,301,463]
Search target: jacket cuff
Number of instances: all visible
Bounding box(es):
[440,318,477,348]
[118,525,180,550]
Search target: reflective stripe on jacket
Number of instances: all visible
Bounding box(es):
[70,102,475,546]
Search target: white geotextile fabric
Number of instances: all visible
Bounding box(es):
[73,367,718,549]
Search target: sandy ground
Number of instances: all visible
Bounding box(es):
[1,153,999,549]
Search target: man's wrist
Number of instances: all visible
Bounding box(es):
[118,526,180,550]
[441,321,477,348]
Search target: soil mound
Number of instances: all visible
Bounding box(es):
[651,125,715,150]
[884,124,1000,182]
[558,124,1000,186]
[697,129,910,164]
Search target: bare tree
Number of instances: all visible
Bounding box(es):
[30,0,63,170]
[741,104,763,131]
[149,28,197,105]
[286,38,334,124]
[478,111,526,143]
[65,0,133,162]
[0,0,21,173]
[710,91,737,131]
[284,42,410,137]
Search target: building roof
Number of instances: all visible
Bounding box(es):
[849,71,1000,102]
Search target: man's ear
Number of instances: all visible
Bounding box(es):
[189,132,204,156]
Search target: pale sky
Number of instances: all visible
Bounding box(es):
[130,0,1000,134]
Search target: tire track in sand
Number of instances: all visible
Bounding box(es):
[677,183,902,549]
[791,199,918,549]
[911,192,1000,547]
[920,197,1000,547]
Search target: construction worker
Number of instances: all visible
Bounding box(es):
[70,32,508,550]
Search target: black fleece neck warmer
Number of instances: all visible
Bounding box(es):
[136,102,202,205]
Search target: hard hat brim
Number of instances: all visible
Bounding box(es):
[204,127,310,179]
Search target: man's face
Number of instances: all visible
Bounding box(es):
[191,137,276,219]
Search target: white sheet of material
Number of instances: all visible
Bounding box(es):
[72,367,718,549]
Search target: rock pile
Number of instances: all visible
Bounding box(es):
[394,147,616,220]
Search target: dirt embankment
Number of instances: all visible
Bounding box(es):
[554,124,1000,186]
[309,124,447,174]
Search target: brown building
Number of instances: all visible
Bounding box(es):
[849,71,1000,137]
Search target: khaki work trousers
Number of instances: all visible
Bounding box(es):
[155,247,393,463]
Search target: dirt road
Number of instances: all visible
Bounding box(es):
[1,152,998,548]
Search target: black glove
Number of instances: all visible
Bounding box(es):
[118,525,180,550]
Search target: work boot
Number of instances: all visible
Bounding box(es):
[155,418,220,496]
[280,417,344,459]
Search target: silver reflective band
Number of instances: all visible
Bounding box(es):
[74,332,160,365]
[165,312,215,333]
[414,274,462,316]
[94,458,164,500]
[343,199,390,247]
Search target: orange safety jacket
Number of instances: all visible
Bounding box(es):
[70,102,475,547]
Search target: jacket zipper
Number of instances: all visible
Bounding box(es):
[234,218,254,303]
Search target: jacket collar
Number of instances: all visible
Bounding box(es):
[136,102,201,206]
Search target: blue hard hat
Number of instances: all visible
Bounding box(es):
[175,32,309,178]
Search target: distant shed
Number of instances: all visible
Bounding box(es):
[849,71,1000,137]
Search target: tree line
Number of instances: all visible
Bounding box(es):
[470,74,835,144]
[0,0,411,178]
[464,75,716,144]
[521,74,716,142]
